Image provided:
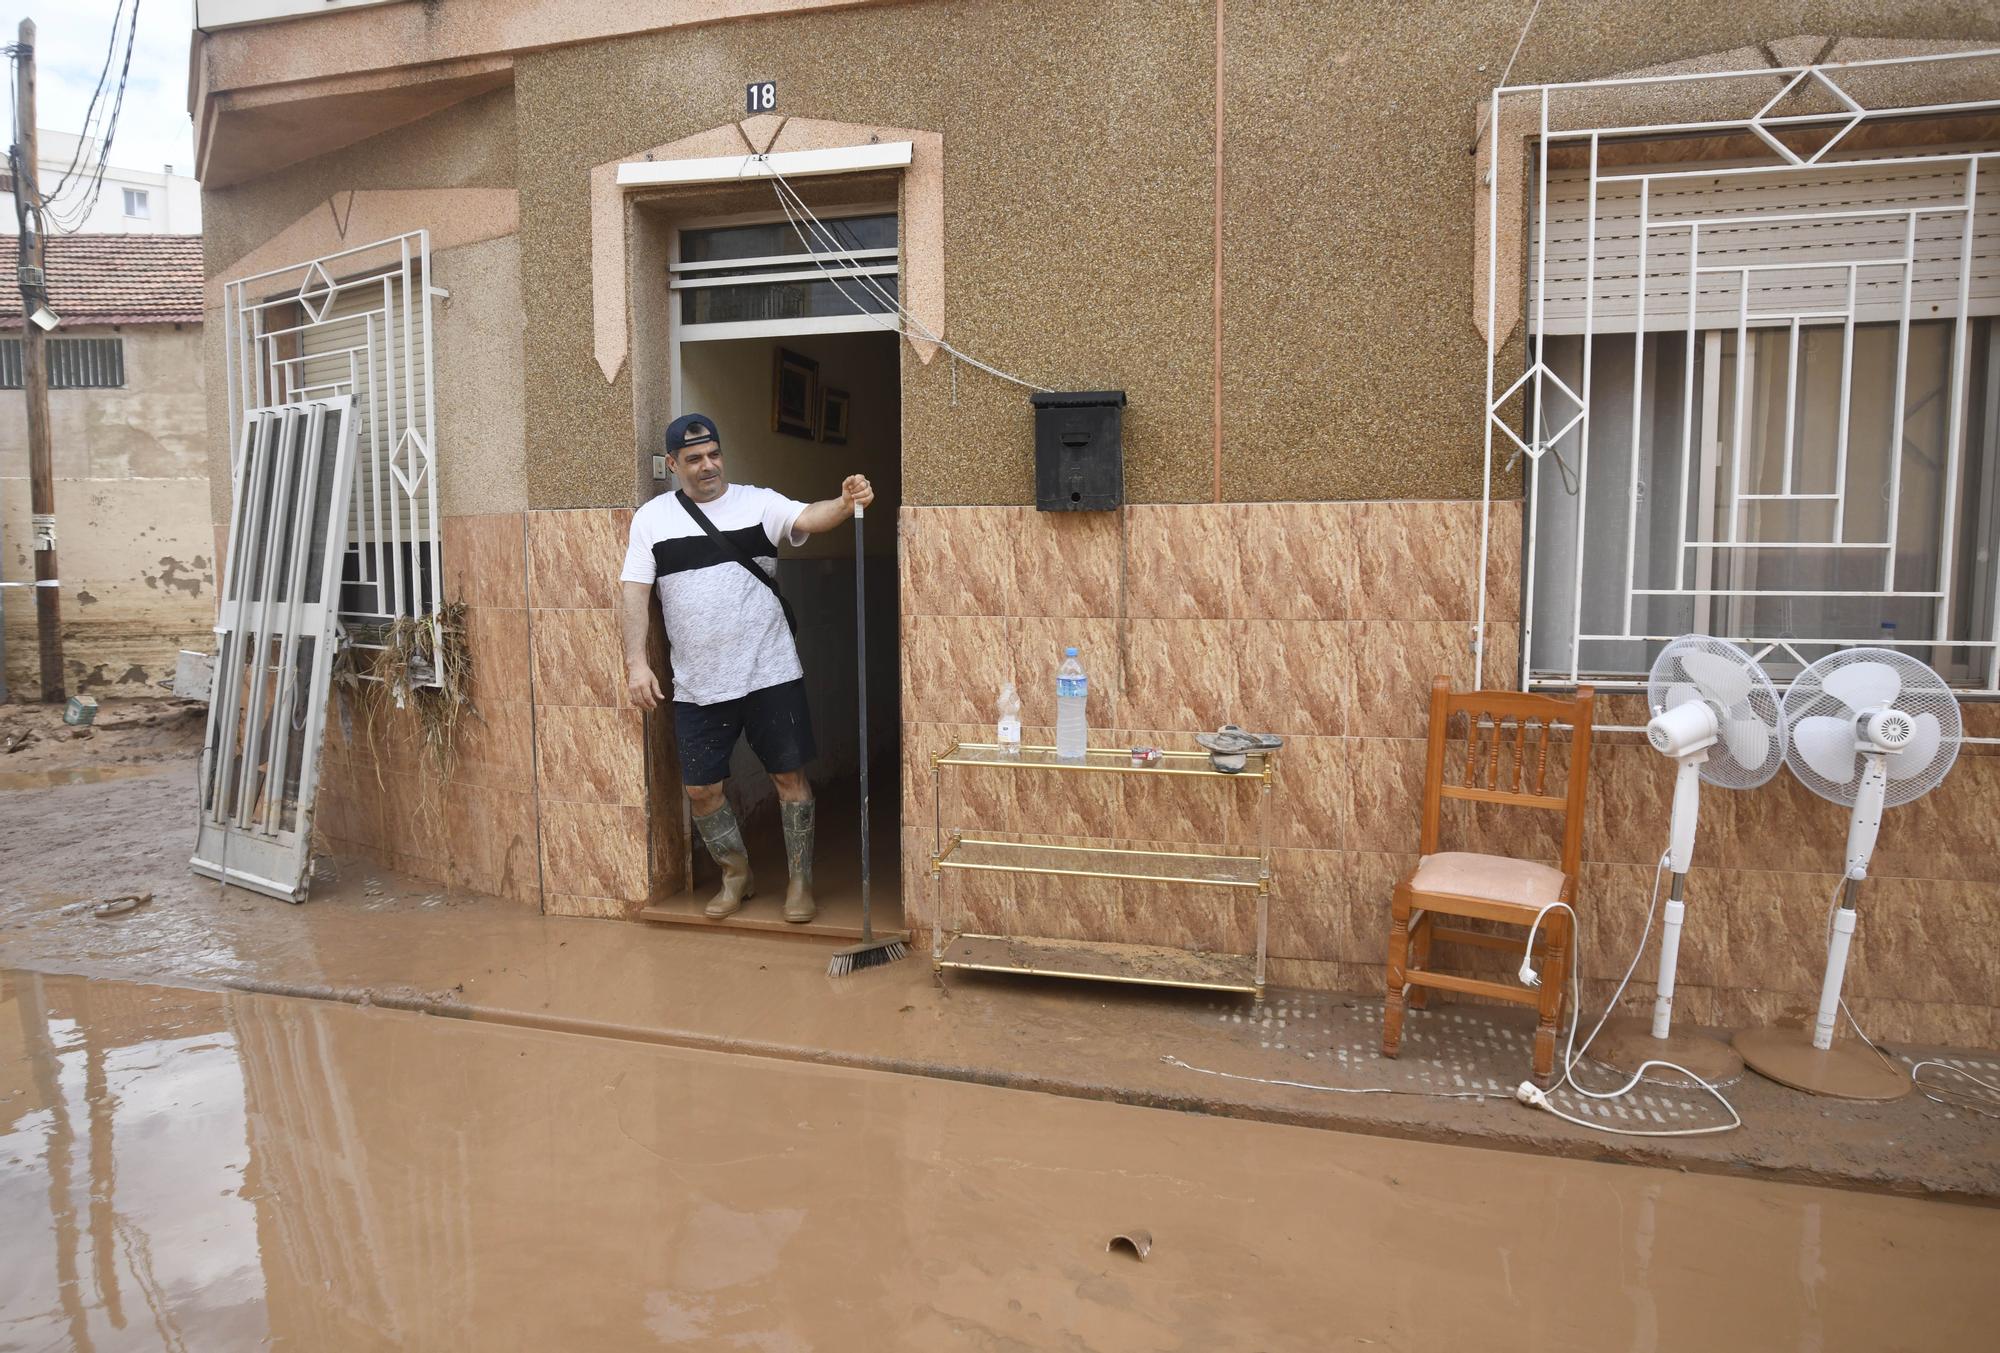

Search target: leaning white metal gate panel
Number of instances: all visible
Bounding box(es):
[222,231,441,640]
[193,398,360,902]
[1479,47,2000,696]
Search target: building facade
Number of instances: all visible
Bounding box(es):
[1,235,211,698]
[191,1,2000,1046]
[0,131,203,236]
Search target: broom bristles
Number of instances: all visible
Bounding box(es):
[828,938,908,977]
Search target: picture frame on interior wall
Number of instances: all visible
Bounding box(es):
[819,387,850,445]
[773,346,819,439]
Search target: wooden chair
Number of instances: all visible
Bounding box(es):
[1381,677,1595,1085]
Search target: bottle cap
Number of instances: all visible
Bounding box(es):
[1065,647,1078,656]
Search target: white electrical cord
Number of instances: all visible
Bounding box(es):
[1908,1060,2000,1119]
[1158,849,1738,1134]
[1510,853,1744,1137]
[1158,1055,1498,1101]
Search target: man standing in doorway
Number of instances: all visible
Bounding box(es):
[621,412,874,924]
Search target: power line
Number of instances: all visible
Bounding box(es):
[32,0,146,235]
[47,0,132,200]
[759,159,1052,394]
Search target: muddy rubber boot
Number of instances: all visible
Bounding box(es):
[780,797,816,924]
[694,804,754,919]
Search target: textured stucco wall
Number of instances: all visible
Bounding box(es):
[0,326,213,698]
[198,86,523,526]
[204,4,2000,512]
[433,234,529,516]
[513,0,1215,509]
[202,86,519,279]
[1221,3,2000,503]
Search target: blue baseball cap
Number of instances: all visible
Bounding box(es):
[665,412,721,454]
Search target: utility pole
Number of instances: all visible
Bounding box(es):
[14,18,62,701]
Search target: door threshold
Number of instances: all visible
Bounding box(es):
[640,889,907,943]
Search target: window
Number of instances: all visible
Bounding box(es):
[123,187,149,218]
[673,211,897,330]
[1530,318,1999,686]
[224,233,439,636]
[1490,62,2000,692]
[0,336,126,389]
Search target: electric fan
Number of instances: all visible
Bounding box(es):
[1734,648,1962,1101]
[1593,636,1785,1082]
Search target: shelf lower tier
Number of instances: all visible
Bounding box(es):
[934,933,1262,994]
[934,835,1267,889]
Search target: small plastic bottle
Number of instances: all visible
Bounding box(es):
[1056,647,1089,763]
[996,682,1022,758]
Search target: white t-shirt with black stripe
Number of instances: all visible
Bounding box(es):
[621,483,810,706]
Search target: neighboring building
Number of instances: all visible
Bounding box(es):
[188,2,2000,1047]
[0,234,212,698]
[0,131,203,236]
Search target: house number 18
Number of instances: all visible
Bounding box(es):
[746,81,776,113]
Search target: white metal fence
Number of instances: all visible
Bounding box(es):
[1480,48,2000,694]
[223,231,440,639]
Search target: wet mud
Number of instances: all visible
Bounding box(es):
[4,760,1999,1209]
[0,696,203,777]
[4,971,1997,1351]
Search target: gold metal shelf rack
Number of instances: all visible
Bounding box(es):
[927,741,1274,995]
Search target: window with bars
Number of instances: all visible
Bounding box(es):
[225,232,440,637]
[0,336,126,389]
[1496,69,2000,693]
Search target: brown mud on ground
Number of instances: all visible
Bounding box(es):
[4,969,1998,1352]
[3,758,1998,1204]
[0,695,204,781]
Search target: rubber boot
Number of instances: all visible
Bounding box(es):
[694,804,754,919]
[780,797,816,924]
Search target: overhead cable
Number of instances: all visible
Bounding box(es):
[754,156,1053,394]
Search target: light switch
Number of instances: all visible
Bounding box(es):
[651,454,668,480]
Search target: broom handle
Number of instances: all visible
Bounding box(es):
[855,502,871,942]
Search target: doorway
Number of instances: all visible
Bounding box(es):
[644,329,904,936]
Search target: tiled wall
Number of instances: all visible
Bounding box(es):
[314,512,540,905]
[899,502,2000,1048]
[314,506,685,918]
[523,507,660,919]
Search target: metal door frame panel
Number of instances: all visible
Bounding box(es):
[193,396,360,901]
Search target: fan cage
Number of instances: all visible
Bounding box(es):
[1646,636,1786,791]
[1781,648,1963,808]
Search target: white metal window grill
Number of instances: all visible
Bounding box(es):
[1480,48,2000,695]
[0,336,125,388]
[223,231,441,643]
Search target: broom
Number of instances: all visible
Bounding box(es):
[829,500,907,976]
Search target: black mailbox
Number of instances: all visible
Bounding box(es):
[1032,390,1126,512]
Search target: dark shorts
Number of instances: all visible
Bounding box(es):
[672,678,817,786]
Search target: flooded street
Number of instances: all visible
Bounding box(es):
[3,970,1995,1351]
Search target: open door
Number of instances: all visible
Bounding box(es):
[193,397,359,902]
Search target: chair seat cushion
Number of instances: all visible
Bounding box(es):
[1410,851,1566,908]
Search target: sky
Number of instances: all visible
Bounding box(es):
[15,1,195,178]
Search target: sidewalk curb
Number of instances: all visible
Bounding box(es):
[216,974,1998,1210]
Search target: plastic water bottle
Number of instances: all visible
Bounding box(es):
[1056,647,1088,763]
[996,682,1022,758]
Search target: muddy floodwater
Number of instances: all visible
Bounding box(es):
[2,971,1994,1351]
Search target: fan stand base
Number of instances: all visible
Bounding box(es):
[1734,1026,1911,1101]
[1589,1017,1744,1085]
